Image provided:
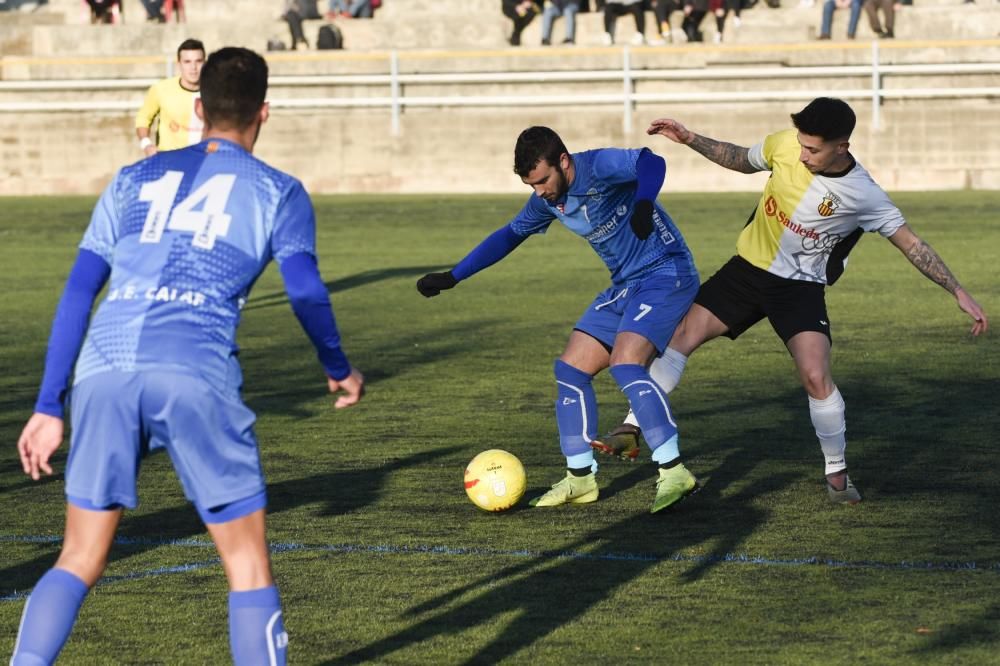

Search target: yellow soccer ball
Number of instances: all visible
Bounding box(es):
[464,449,526,512]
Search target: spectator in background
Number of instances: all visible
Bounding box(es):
[602,0,646,44]
[648,0,684,44]
[817,0,862,39]
[140,0,165,21]
[502,0,539,46]
[84,0,120,24]
[328,0,377,18]
[681,0,708,42]
[705,0,740,43]
[283,0,322,48]
[864,0,895,37]
[541,0,581,45]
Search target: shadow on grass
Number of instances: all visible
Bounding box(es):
[0,447,460,599]
[324,434,783,665]
[242,265,447,312]
[911,600,1000,656]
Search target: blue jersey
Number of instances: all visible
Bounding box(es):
[510,148,697,286]
[74,139,316,398]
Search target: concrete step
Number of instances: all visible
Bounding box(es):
[3,0,998,57]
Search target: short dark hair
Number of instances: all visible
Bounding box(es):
[199,47,268,130]
[177,38,206,59]
[514,126,568,177]
[790,97,856,142]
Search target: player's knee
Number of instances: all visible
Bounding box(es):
[800,370,834,399]
[554,358,592,385]
[54,550,106,588]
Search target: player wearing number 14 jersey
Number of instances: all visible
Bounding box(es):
[13,48,364,666]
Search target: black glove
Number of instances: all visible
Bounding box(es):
[416,271,458,298]
[629,199,654,240]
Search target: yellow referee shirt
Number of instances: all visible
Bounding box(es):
[135,76,203,151]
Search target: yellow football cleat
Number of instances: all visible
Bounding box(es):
[529,472,599,507]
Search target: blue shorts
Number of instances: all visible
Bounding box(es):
[575,273,699,354]
[66,371,266,517]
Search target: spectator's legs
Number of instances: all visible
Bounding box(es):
[563,3,578,41]
[348,0,372,17]
[847,0,862,36]
[881,0,894,34]
[819,0,836,37]
[864,0,883,33]
[603,4,621,38]
[628,2,646,34]
[502,2,537,46]
[541,3,559,43]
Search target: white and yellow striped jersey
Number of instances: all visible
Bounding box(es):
[135,77,203,151]
[740,129,905,285]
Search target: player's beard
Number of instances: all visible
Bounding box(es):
[552,162,569,201]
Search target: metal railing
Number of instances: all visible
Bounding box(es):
[2,42,999,133]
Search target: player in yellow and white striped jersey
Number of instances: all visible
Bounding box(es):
[595,97,987,505]
[135,39,205,156]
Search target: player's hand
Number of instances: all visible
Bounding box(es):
[17,412,64,481]
[328,368,365,409]
[629,199,655,240]
[647,118,694,145]
[955,288,988,337]
[416,271,458,298]
[144,146,158,158]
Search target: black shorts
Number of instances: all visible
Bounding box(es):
[695,255,831,344]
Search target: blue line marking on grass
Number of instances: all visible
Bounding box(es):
[3,533,999,602]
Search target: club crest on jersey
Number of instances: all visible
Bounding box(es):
[817,191,842,217]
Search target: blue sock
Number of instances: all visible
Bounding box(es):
[229,586,288,666]
[554,360,598,464]
[12,568,89,666]
[609,364,679,460]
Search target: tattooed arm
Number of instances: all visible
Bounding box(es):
[646,118,760,174]
[889,224,989,336]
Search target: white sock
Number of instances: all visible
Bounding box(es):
[809,387,847,476]
[624,348,687,428]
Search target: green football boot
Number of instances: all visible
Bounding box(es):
[529,471,599,507]
[650,463,698,513]
[591,423,642,461]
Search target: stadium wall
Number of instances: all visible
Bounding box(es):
[3,93,999,195]
[1,0,999,195]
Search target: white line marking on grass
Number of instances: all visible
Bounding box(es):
[3,532,999,603]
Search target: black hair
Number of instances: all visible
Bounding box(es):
[790,97,856,142]
[199,47,268,130]
[176,38,206,59]
[514,126,568,177]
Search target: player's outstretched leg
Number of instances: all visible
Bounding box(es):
[593,348,689,462]
[11,503,120,666]
[204,503,289,665]
[609,363,699,513]
[11,569,89,666]
[809,387,861,504]
[531,360,600,507]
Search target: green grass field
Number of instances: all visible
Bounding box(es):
[1,192,998,665]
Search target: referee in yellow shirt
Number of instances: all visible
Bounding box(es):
[135,39,206,156]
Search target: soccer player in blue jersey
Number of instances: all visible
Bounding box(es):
[417,126,700,513]
[12,47,364,666]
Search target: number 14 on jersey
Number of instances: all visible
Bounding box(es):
[139,170,236,250]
